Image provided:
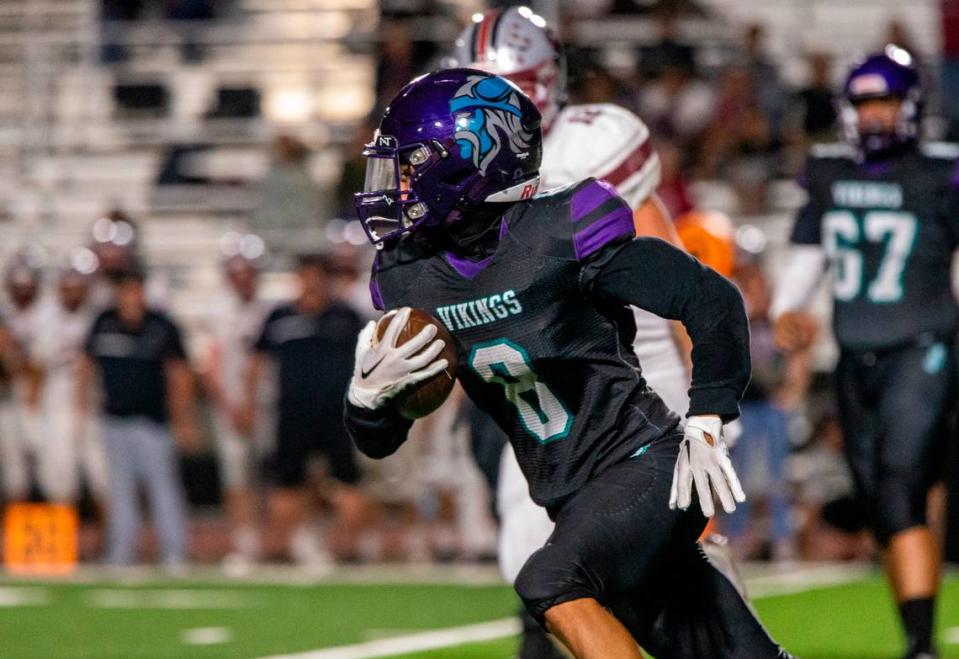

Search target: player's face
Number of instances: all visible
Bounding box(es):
[297,265,330,301]
[855,97,902,134]
[7,282,36,308]
[227,262,257,299]
[116,280,146,323]
[59,278,88,311]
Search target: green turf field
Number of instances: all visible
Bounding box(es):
[0,568,956,658]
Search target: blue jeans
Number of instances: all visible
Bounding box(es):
[102,416,187,565]
[724,401,792,545]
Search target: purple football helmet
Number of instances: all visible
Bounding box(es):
[839,45,922,158]
[354,68,542,246]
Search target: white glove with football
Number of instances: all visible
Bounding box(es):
[669,415,746,517]
[347,307,449,411]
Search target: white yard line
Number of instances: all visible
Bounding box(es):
[181,627,234,645]
[945,627,959,644]
[259,562,871,659]
[85,588,255,609]
[260,618,521,659]
[0,587,48,607]
[748,563,874,599]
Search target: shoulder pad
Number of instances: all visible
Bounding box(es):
[568,178,635,262]
[543,103,659,208]
[809,142,857,161]
[920,141,959,160]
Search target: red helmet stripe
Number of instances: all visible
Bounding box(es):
[475,9,502,61]
[601,139,655,187]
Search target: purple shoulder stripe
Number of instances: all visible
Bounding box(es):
[571,179,619,222]
[572,204,634,261]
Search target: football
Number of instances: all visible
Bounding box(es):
[374,307,457,419]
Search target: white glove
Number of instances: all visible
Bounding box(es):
[347,307,450,410]
[669,415,746,518]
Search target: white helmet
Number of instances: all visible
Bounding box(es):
[451,6,565,130]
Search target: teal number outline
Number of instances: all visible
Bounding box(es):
[468,338,574,444]
[823,209,918,304]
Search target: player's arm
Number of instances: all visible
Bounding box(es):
[164,322,201,453]
[584,237,748,516]
[771,161,829,352]
[633,193,694,372]
[344,308,448,459]
[585,237,750,421]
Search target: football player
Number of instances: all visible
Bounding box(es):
[345,69,790,658]
[772,47,957,659]
[449,12,695,635]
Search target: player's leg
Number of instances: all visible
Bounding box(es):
[615,540,787,659]
[546,598,643,658]
[212,411,259,561]
[496,444,565,659]
[876,342,956,658]
[134,419,188,567]
[101,417,141,565]
[514,434,685,657]
[266,415,323,564]
[36,399,79,503]
[0,398,29,500]
[319,411,366,560]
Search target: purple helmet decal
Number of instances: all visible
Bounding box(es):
[354,68,542,246]
[839,45,922,158]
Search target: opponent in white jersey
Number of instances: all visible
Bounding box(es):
[201,250,273,564]
[0,259,44,500]
[33,268,108,503]
[453,6,693,609]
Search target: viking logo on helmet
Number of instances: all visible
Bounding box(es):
[449,75,534,175]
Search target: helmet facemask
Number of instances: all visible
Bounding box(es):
[355,135,441,245]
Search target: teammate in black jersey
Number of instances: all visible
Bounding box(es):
[773,47,959,659]
[344,69,790,658]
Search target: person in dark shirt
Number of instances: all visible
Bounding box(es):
[78,269,199,567]
[773,50,959,659]
[243,254,365,564]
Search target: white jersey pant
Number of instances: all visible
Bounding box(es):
[0,398,28,498]
[37,373,109,502]
[496,336,689,583]
[212,411,254,490]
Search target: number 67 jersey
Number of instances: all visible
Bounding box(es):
[369,178,679,509]
[791,142,959,351]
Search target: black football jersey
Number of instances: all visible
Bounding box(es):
[371,179,680,508]
[791,142,959,351]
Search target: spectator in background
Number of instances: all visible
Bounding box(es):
[700,65,778,212]
[723,253,811,560]
[250,136,323,239]
[201,250,273,568]
[375,19,438,112]
[653,137,695,219]
[243,254,365,565]
[78,269,199,568]
[637,12,696,80]
[165,0,217,63]
[743,23,786,144]
[33,267,108,507]
[795,53,837,142]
